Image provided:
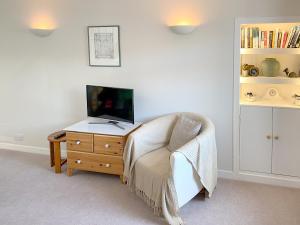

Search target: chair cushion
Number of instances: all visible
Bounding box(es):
[167,115,202,152]
[134,147,171,202]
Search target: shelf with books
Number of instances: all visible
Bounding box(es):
[240,48,300,55]
[240,76,300,84]
[241,24,300,49]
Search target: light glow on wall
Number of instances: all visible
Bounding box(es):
[166,6,200,27]
[30,13,56,30]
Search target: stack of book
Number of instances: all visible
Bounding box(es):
[241,25,300,49]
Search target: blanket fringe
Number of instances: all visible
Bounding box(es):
[134,188,163,216]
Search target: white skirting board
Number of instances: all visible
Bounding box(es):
[236,171,300,189]
[218,170,235,179]
[0,142,67,157]
[1,142,299,189]
[218,169,300,189]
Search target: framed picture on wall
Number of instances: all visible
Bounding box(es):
[88,25,121,67]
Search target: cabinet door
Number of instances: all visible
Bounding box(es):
[240,106,273,173]
[272,108,300,177]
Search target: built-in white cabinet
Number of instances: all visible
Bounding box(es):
[234,18,300,187]
[272,108,300,177]
[240,106,273,173]
[240,106,300,178]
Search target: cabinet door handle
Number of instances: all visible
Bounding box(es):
[274,136,279,140]
[100,163,111,168]
[104,144,110,148]
[266,135,272,140]
[75,159,82,164]
[75,140,81,145]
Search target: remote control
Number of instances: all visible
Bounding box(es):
[53,131,66,139]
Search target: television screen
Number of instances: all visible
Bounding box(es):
[86,85,134,123]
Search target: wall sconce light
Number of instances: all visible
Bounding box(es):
[29,14,56,37]
[30,28,55,37]
[169,24,198,35]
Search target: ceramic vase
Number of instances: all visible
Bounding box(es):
[261,58,280,77]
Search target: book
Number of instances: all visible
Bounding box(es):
[241,27,245,48]
[244,27,247,48]
[250,28,253,48]
[256,27,260,48]
[263,31,268,48]
[288,27,298,48]
[258,28,262,48]
[287,26,296,48]
[269,31,274,48]
[260,31,265,48]
[277,31,282,48]
[274,28,279,48]
[246,27,250,48]
[253,27,259,48]
[291,26,300,48]
[281,31,289,48]
[296,33,300,48]
[252,28,256,48]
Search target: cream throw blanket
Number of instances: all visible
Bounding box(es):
[123,113,217,225]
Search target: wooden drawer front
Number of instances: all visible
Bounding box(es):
[94,135,124,156]
[68,151,123,175]
[66,132,93,153]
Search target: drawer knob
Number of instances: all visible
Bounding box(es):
[75,140,81,145]
[75,159,82,164]
[274,136,279,140]
[104,144,110,148]
[100,163,111,168]
[266,135,271,140]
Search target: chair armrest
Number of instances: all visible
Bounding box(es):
[128,113,177,151]
[138,113,178,140]
[123,113,178,180]
[170,152,192,178]
[170,152,203,207]
[170,119,217,198]
[169,138,198,178]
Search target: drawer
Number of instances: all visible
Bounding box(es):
[94,135,124,156]
[66,132,93,153]
[67,151,123,175]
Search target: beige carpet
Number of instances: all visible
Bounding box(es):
[0,149,300,225]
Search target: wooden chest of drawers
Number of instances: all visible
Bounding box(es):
[66,131,130,181]
[64,119,141,181]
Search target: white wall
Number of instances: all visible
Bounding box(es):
[0,0,299,171]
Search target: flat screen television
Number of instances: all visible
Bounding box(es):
[86,85,134,124]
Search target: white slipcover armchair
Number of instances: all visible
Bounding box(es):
[123,113,217,224]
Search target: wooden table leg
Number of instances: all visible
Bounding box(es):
[49,142,54,167]
[67,167,73,176]
[200,188,206,199]
[54,142,62,173]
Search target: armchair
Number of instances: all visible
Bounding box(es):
[123,113,217,224]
